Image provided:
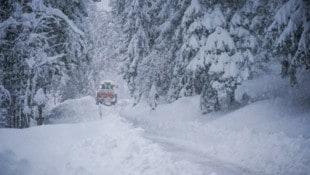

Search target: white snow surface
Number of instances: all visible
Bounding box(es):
[1,67,310,175]
[122,97,310,175]
[0,97,201,175]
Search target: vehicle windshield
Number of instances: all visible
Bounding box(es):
[100,83,114,90]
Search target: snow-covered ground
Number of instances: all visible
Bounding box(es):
[0,97,202,175]
[1,93,309,175]
[1,64,309,175]
[122,96,310,175]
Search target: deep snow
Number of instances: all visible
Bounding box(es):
[1,93,309,175]
[122,96,310,175]
[0,98,202,175]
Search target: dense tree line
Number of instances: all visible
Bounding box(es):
[111,0,310,113]
[0,0,96,128]
[1,0,309,128]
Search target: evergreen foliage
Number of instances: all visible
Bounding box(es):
[0,0,94,128]
[111,0,310,113]
[267,0,310,85]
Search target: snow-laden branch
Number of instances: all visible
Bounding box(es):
[45,8,85,37]
[0,17,18,38]
[38,53,66,67]
[26,53,66,68]
[30,0,85,37]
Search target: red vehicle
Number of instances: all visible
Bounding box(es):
[96,80,117,105]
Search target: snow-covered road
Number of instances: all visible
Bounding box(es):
[121,96,310,175]
[144,135,258,175]
[1,96,310,175]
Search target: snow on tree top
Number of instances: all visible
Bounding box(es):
[186,50,205,71]
[231,13,242,26]
[205,27,236,54]
[34,88,47,106]
[202,6,226,32]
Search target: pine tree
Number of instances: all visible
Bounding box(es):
[0,0,93,127]
[87,8,123,90]
[267,0,310,85]
[198,26,251,113]
[167,0,205,100]
[168,2,228,101]
[111,0,155,103]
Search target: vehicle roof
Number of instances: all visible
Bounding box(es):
[99,80,115,85]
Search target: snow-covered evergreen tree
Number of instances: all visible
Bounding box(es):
[111,0,155,104]
[86,7,122,91]
[267,0,310,85]
[168,3,228,101]
[192,26,251,113]
[0,0,94,128]
[167,0,206,100]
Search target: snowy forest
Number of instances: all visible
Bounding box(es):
[1,0,309,127]
[111,0,310,113]
[1,0,310,175]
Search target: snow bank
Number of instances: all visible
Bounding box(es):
[122,96,310,175]
[236,62,310,102]
[65,117,202,175]
[0,150,32,175]
[46,96,100,124]
[0,97,202,175]
[202,98,310,175]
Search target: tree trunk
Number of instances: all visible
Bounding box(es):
[36,105,44,125]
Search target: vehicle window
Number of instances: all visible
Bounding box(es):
[100,83,113,90]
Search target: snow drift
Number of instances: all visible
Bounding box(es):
[0,97,202,175]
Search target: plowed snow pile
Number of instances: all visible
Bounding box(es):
[121,65,310,175]
[0,97,202,175]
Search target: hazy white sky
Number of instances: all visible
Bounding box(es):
[96,0,111,11]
